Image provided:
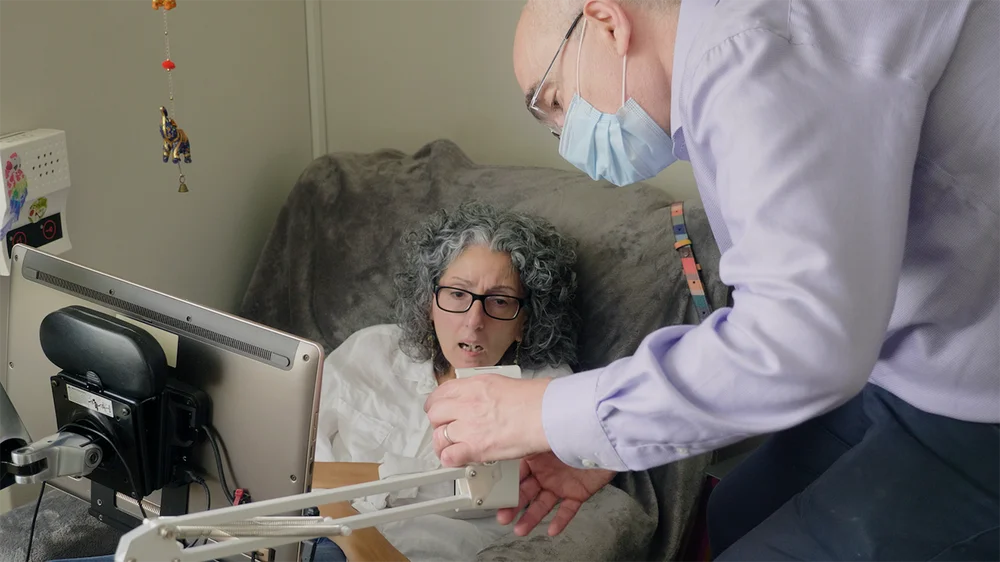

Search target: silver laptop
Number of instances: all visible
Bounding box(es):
[2,245,323,561]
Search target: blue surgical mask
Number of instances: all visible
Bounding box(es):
[558,20,677,187]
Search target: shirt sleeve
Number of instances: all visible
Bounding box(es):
[542,30,929,472]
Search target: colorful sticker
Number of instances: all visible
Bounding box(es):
[2,152,29,237]
[28,196,48,223]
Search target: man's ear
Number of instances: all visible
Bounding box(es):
[583,0,633,58]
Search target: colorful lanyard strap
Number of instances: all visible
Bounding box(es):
[671,201,713,323]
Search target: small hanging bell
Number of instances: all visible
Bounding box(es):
[177,174,188,193]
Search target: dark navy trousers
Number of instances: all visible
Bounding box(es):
[708,383,999,561]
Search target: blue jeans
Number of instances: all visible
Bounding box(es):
[50,537,347,562]
[707,383,999,560]
[306,538,348,562]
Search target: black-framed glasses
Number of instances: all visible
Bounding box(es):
[527,12,584,137]
[434,285,525,321]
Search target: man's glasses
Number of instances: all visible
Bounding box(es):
[527,12,584,138]
[434,286,525,321]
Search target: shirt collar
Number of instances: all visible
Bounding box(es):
[670,0,717,137]
[397,350,439,394]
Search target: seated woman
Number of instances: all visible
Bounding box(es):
[45,202,578,562]
[312,201,580,562]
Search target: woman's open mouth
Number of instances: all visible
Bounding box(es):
[458,342,485,355]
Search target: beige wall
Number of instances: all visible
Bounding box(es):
[321,0,700,201]
[0,0,313,513]
[0,0,314,313]
[0,0,699,517]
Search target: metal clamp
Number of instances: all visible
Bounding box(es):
[9,431,103,484]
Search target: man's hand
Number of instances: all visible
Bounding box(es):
[498,452,616,537]
[424,375,552,466]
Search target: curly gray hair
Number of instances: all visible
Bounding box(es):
[394,201,580,372]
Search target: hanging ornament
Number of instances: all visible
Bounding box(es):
[153,0,190,193]
[160,106,191,164]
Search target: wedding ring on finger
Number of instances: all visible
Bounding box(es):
[443,423,455,445]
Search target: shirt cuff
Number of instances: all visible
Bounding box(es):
[541,368,628,472]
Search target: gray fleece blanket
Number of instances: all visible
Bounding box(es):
[0,139,727,562]
[0,485,123,561]
[240,139,730,561]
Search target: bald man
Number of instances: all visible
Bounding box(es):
[425,0,999,559]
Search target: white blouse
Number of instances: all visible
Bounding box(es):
[315,324,572,562]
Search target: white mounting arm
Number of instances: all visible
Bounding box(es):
[114,461,516,562]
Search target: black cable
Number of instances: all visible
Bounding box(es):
[24,481,46,562]
[185,475,212,549]
[202,424,237,505]
[206,424,240,489]
[60,421,147,520]
[25,426,101,561]
[197,476,211,512]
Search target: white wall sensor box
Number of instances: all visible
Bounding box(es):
[0,129,73,276]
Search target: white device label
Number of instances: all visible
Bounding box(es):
[455,365,522,380]
[453,364,522,511]
[66,385,114,418]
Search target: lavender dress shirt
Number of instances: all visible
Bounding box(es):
[542,0,999,472]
